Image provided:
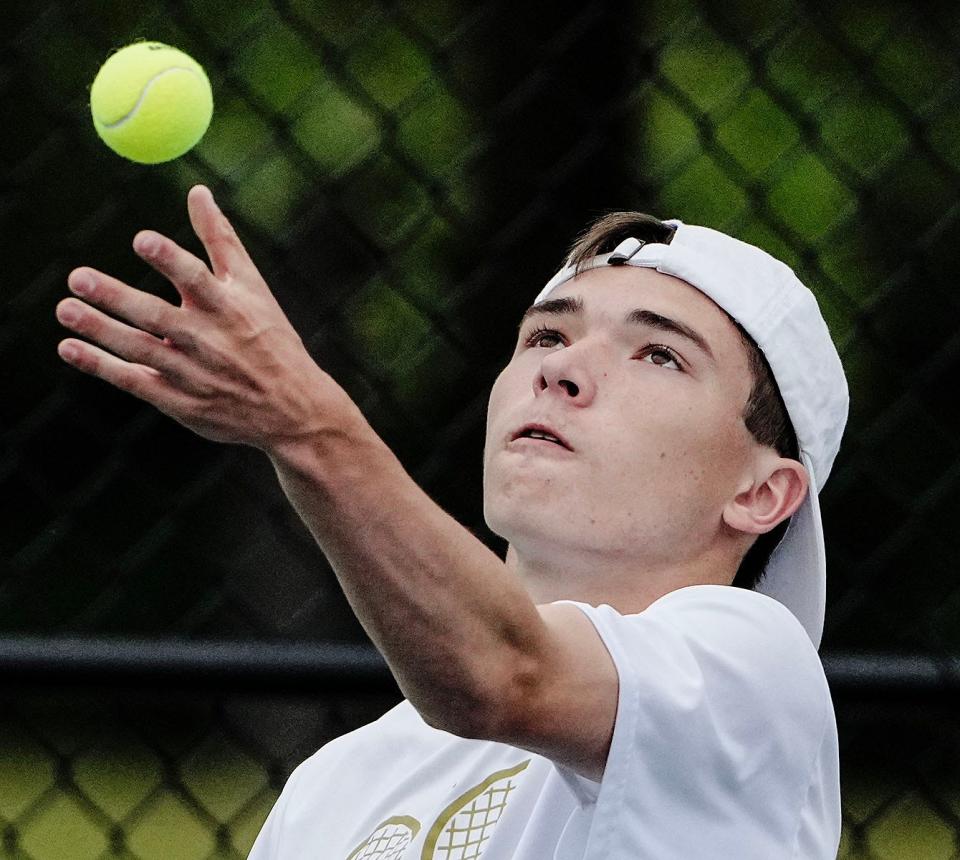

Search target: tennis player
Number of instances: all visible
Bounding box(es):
[56,186,848,859]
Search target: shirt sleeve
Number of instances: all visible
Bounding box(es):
[552,585,840,860]
[246,759,307,859]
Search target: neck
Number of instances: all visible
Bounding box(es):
[503,540,741,614]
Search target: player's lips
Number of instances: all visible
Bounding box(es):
[509,422,574,451]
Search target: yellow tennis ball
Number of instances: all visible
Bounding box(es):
[90,41,213,164]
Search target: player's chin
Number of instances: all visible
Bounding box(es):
[482,490,525,540]
[483,490,567,541]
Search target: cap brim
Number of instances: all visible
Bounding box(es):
[754,450,826,648]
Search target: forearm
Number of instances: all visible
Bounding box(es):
[52,185,543,732]
[267,401,545,734]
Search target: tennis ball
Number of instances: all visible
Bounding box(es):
[90,41,213,164]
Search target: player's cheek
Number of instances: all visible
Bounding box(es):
[484,370,514,435]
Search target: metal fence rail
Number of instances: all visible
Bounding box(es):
[0,638,397,693]
[2,638,960,703]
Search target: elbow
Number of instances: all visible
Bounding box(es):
[419,652,541,743]
[420,706,484,738]
[418,687,495,738]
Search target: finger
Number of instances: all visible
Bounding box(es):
[57,336,186,410]
[132,229,220,311]
[186,184,256,280]
[56,297,193,382]
[67,267,189,345]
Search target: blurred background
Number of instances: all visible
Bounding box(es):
[4,0,960,856]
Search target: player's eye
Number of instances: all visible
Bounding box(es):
[524,326,684,372]
[639,345,684,372]
[523,324,564,348]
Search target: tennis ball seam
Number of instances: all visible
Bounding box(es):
[94,66,203,129]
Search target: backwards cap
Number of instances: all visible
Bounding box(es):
[535,220,849,648]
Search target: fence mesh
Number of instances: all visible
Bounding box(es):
[4,0,960,856]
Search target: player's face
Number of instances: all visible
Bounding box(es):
[483,265,758,573]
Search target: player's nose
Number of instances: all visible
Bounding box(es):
[534,346,598,405]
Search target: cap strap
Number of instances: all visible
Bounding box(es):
[608,237,646,265]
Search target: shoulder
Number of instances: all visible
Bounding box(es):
[565,585,829,720]
[612,584,821,669]
[647,583,815,641]
[644,584,825,683]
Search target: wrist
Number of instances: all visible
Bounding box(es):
[264,390,382,481]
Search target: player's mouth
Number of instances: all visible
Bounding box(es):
[509,423,574,451]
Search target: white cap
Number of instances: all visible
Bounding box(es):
[535,220,850,648]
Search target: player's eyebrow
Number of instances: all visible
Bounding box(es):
[518,296,582,331]
[624,308,717,365]
[519,295,716,364]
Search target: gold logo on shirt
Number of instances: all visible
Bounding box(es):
[346,815,421,859]
[344,760,530,860]
[421,759,530,859]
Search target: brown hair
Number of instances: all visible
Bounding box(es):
[563,212,800,590]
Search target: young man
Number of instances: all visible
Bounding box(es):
[56,187,849,858]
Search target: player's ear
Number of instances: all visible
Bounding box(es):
[722,453,809,536]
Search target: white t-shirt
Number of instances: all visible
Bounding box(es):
[248,585,840,859]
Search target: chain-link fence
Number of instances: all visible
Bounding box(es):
[5,0,960,856]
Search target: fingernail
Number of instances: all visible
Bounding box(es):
[59,342,79,361]
[136,233,157,255]
[58,303,79,323]
[71,273,93,296]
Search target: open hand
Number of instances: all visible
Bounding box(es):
[56,185,345,453]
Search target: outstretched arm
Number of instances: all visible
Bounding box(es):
[56,186,616,779]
